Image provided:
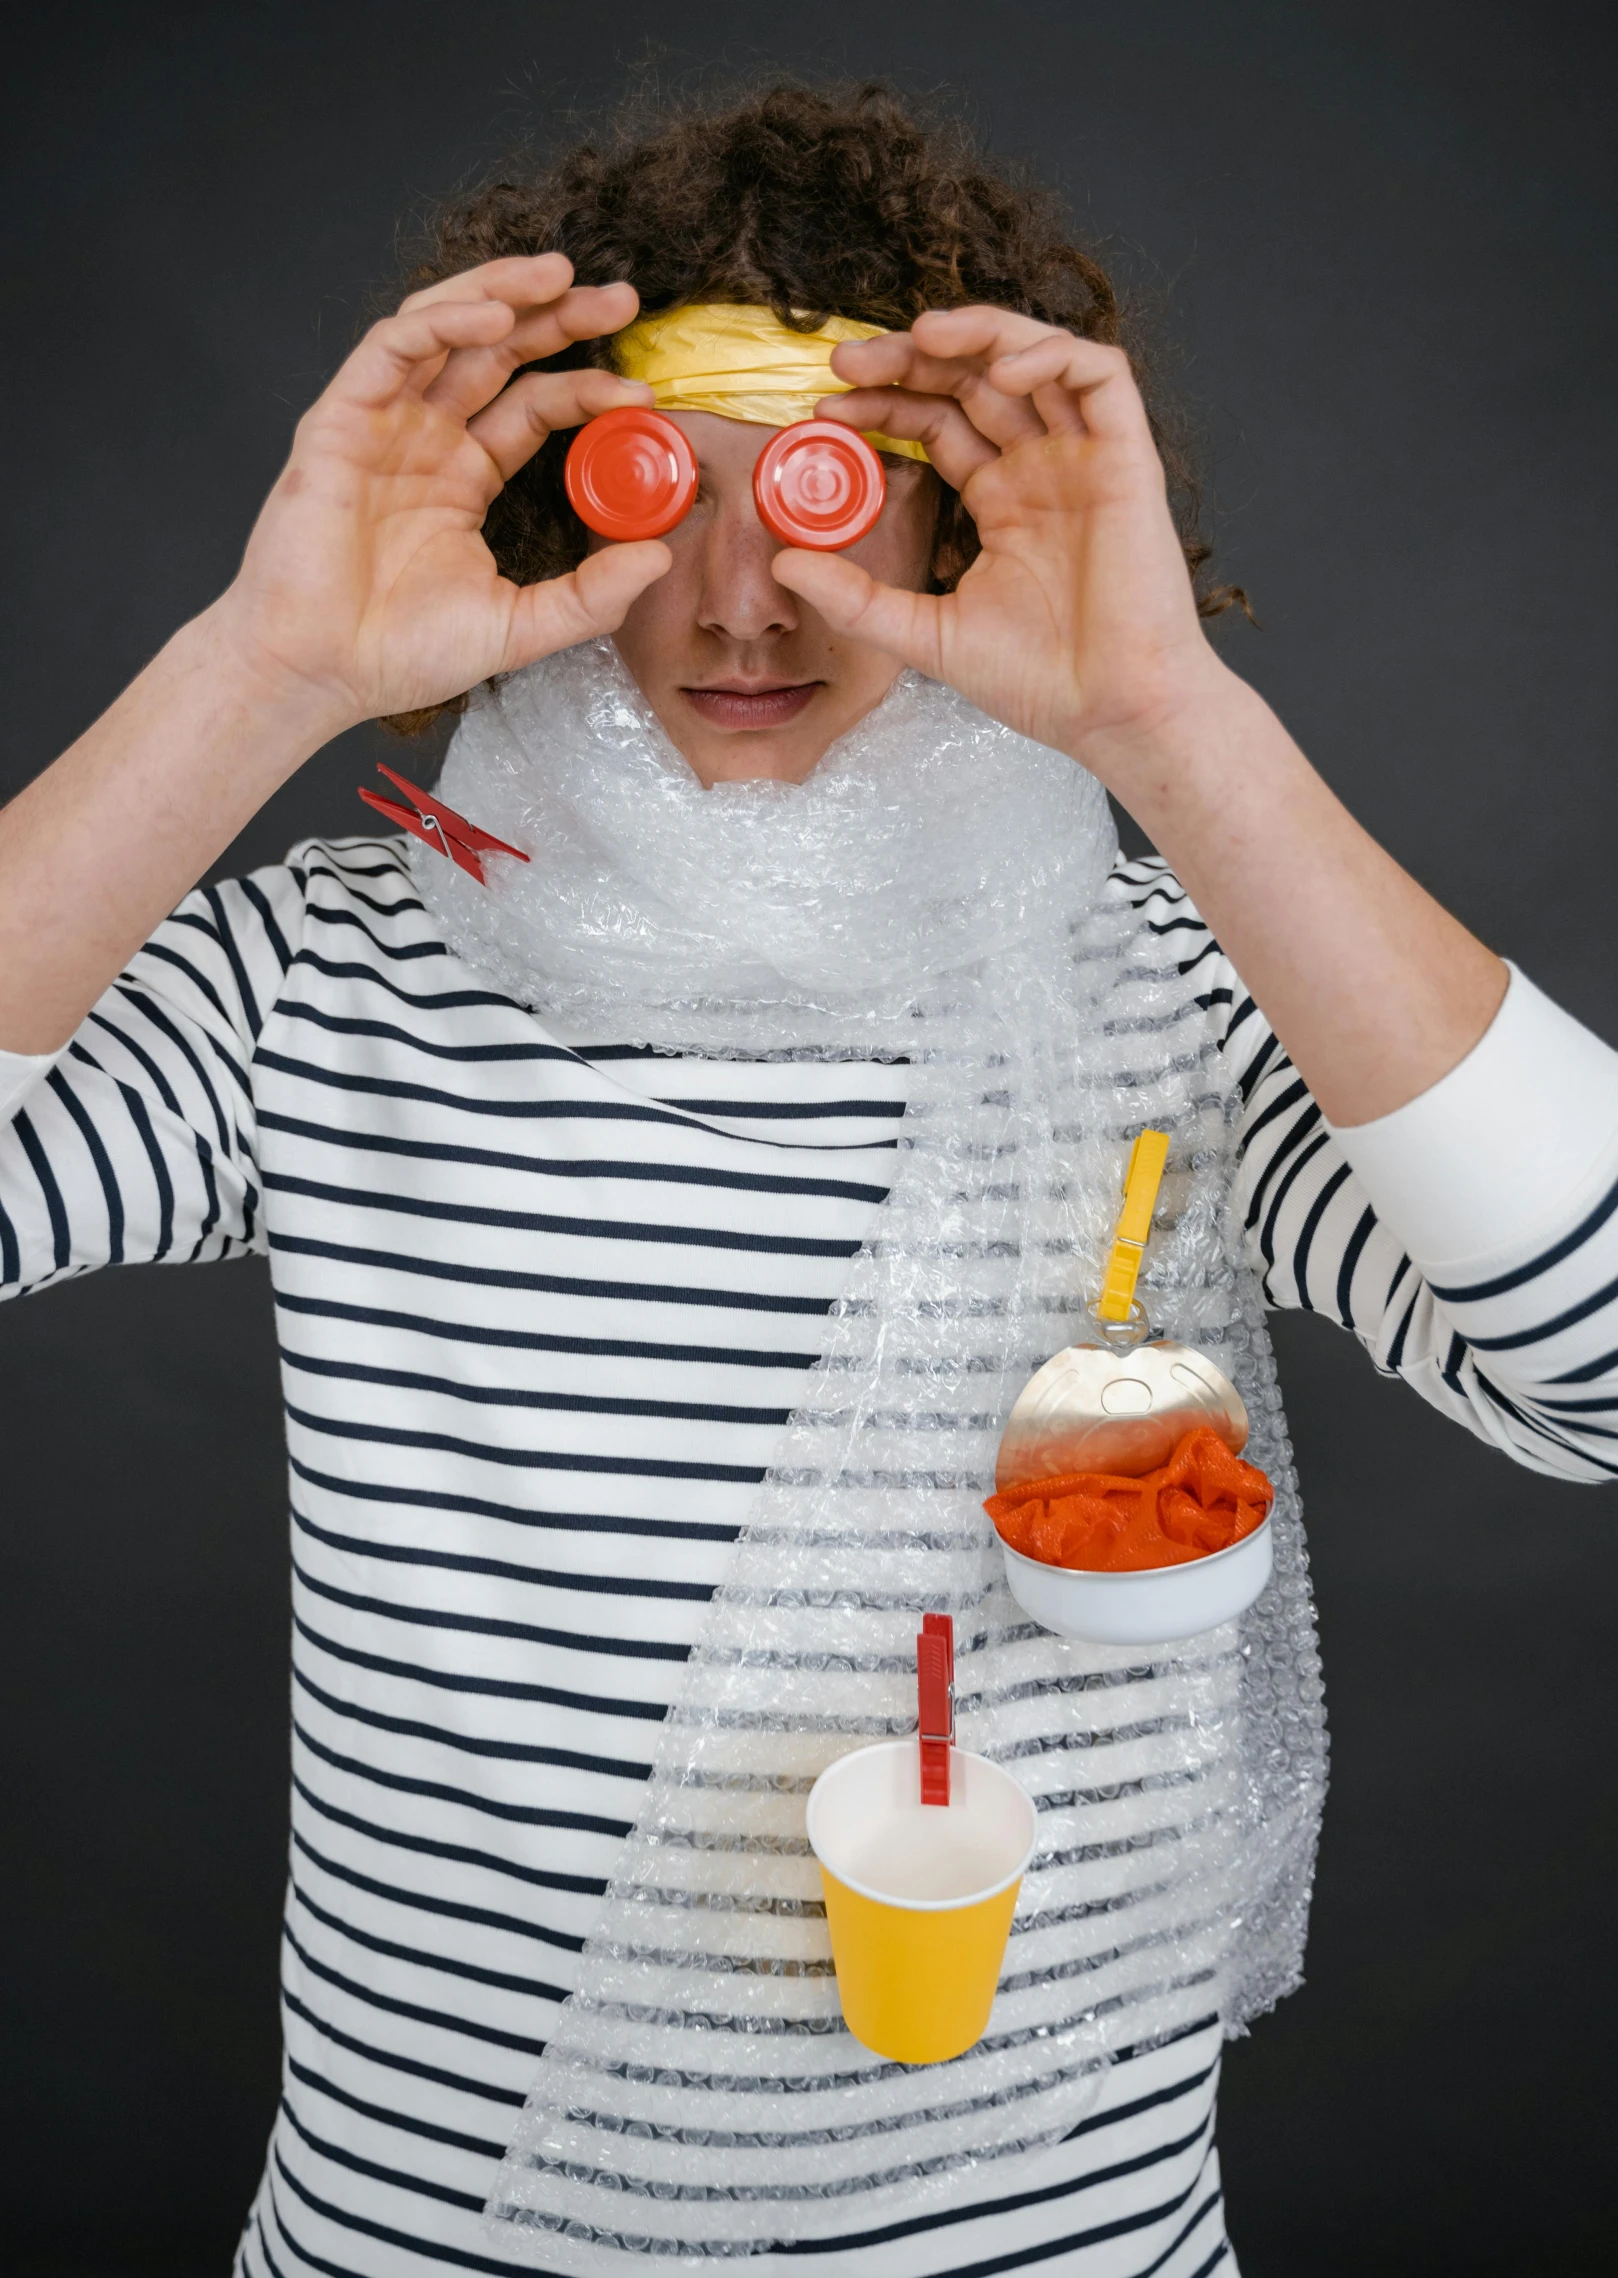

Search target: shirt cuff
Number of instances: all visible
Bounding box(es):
[0,1043,61,1124]
[1326,963,1618,1274]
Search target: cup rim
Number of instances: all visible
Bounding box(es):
[806,1739,1037,1913]
[997,1506,1273,1586]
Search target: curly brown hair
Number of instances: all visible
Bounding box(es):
[388,78,1239,733]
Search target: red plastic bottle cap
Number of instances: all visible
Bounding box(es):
[564,407,698,542]
[753,421,886,551]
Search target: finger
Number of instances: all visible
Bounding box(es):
[815,388,998,490]
[844,312,1150,453]
[827,330,916,389]
[770,551,946,679]
[831,330,1014,403]
[910,304,1060,364]
[987,336,1151,444]
[833,310,1053,390]
[830,333,1047,453]
[422,281,640,420]
[984,337,1091,435]
[504,540,672,667]
[397,251,576,316]
[334,299,517,411]
[920,366,1047,453]
[469,370,654,483]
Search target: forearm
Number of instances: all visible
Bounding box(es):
[0,601,347,1054]
[1225,949,1618,1479]
[1091,660,1508,1127]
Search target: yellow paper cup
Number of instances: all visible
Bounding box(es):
[806,1740,1037,2064]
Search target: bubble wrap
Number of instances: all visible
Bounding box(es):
[412,643,1327,2267]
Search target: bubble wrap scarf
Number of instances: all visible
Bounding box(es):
[409,641,1328,2269]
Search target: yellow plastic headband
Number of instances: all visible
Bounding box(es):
[612,303,929,464]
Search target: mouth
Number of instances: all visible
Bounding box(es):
[680,681,822,731]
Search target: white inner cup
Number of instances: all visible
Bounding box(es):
[807,1740,1037,1908]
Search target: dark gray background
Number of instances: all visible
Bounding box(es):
[3,3,1616,2272]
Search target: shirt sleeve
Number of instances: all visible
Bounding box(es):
[1114,855,1618,1484]
[0,863,308,1296]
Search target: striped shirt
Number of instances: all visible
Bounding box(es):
[2,834,1615,2278]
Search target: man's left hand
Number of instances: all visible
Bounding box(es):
[776,307,1223,777]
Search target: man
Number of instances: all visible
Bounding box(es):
[3,83,1615,2278]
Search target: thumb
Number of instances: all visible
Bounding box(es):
[772,552,944,676]
[505,540,672,668]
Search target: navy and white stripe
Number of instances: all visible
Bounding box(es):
[1115,854,1618,1482]
[3,834,1616,2278]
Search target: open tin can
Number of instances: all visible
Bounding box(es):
[993,1299,1274,1645]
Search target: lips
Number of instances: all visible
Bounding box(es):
[682,682,820,731]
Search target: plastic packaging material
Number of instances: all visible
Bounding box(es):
[411,641,1327,2268]
[612,301,930,462]
[752,421,886,550]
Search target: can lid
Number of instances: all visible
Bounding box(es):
[753,421,886,551]
[564,407,698,541]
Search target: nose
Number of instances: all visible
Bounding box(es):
[694,497,798,644]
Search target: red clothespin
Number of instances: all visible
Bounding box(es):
[917,1611,955,1807]
[357,763,529,888]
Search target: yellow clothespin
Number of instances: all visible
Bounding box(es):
[1095,1130,1171,1322]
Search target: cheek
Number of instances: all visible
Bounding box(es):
[610,530,703,666]
[847,474,941,592]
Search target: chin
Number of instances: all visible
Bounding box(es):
[665,690,841,788]
[691,734,829,788]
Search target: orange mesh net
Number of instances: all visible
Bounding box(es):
[984,1425,1274,1573]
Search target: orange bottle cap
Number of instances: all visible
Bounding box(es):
[564,407,699,542]
[753,421,886,551]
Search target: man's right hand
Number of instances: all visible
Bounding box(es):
[0,253,670,1056]
[213,253,670,735]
